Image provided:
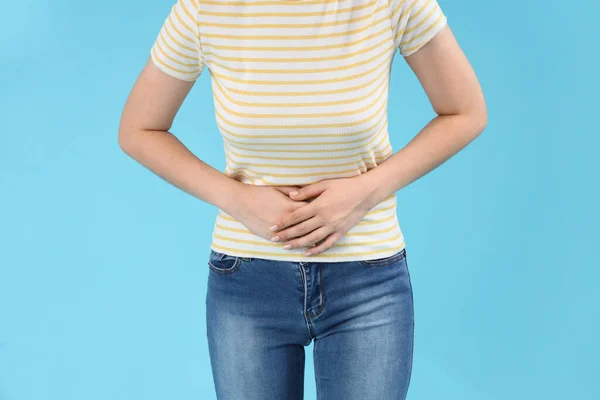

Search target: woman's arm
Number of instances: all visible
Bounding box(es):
[119,0,310,243]
[361,24,488,208]
[271,23,487,255]
[118,60,244,215]
[118,58,306,241]
[118,0,247,214]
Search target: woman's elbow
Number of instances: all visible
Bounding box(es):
[118,120,140,156]
[468,99,488,137]
[475,108,488,135]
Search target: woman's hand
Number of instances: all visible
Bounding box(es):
[269,176,378,256]
[229,184,310,242]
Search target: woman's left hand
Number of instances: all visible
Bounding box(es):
[269,175,378,256]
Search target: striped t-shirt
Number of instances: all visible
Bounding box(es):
[149,0,447,262]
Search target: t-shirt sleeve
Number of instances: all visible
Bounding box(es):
[149,0,205,81]
[388,0,448,57]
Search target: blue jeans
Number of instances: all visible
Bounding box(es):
[205,247,414,399]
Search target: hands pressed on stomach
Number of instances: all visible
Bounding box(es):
[230,183,309,243]
[231,176,377,256]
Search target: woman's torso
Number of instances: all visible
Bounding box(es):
[200,0,406,261]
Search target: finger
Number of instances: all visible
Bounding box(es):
[289,181,328,201]
[271,185,302,196]
[273,203,316,231]
[268,201,310,234]
[304,232,340,256]
[290,200,311,209]
[271,217,321,242]
[284,225,333,251]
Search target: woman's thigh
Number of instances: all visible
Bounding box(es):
[205,250,312,400]
[204,248,414,399]
[310,249,415,400]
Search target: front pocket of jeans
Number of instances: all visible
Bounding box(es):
[208,250,242,275]
[358,248,407,268]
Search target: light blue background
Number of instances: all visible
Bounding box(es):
[1,0,598,399]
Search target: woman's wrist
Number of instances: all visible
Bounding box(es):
[213,176,248,217]
[358,167,397,210]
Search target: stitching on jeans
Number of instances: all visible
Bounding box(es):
[359,248,406,267]
[298,265,314,339]
[314,338,321,400]
[404,256,415,398]
[404,320,415,399]
[208,254,241,275]
[405,255,414,323]
[306,264,326,320]
[212,250,226,261]
[318,264,325,316]
[213,250,252,263]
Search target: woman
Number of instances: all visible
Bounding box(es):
[119,0,486,398]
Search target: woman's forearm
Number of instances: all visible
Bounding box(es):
[361,112,486,208]
[118,129,244,215]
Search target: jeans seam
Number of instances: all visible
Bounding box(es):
[359,248,406,267]
[208,257,241,275]
[314,338,321,400]
[404,324,414,399]
[306,265,326,320]
[404,255,415,399]
[297,265,314,339]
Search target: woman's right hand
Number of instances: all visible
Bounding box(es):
[228,183,310,242]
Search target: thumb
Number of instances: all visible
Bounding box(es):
[289,182,327,200]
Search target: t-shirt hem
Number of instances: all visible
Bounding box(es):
[208,241,407,263]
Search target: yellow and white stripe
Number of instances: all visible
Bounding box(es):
[149,0,448,262]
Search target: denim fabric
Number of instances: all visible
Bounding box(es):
[205,247,414,399]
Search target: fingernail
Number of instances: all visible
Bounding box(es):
[270,225,278,231]
[283,244,291,250]
[289,191,298,196]
[271,236,280,242]
[305,251,312,256]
